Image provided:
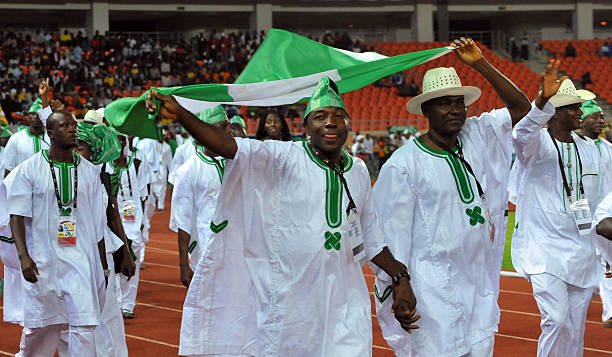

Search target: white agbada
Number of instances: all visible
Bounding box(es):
[152,141,172,209]
[179,138,386,356]
[2,128,50,171]
[170,148,225,270]
[373,108,513,357]
[7,150,106,328]
[169,141,195,184]
[511,102,608,288]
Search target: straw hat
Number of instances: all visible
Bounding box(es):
[549,79,595,108]
[407,67,481,115]
[83,109,105,125]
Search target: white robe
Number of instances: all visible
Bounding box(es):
[373,108,512,357]
[179,138,386,356]
[170,151,224,270]
[169,141,195,185]
[106,158,147,242]
[152,141,172,208]
[7,150,106,328]
[511,102,608,288]
[2,129,50,171]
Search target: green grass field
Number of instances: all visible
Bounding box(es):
[502,211,516,271]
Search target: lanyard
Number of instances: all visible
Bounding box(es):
[427,134,485,198]
[311,144,357,216]
[547,130,584,199]
[115,158,133,199]
[48,152,78,211]
[210,156,224,178]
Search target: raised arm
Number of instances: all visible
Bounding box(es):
[147,90,237,159]
[514,60,565,163]
[452,38,530,126]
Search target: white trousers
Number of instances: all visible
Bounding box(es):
[142,192,156,244]
[600,276,612,321]
[530,273,593,357]
[120,239,143,312]
[460,335,494,357]
[21,324,96,357]
[96,273,129,356]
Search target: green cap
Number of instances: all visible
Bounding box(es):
[28,98,43,113]
[304,76,346,119]
[197,105,228,125]
[581,99,603,119]
[230,115,246,128]
[77,122,122,164]
[1,125,12,138]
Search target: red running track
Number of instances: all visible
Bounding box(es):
[1,199,611,356]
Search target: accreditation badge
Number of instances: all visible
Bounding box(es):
[569,197,592,236]
[342,208,366,265]
[57,210,77,246]
[121,199,136,222]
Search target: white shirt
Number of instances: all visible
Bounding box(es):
[179,138,386,356]
[106,158,147,241]
[592,190,612,263]
[2,129,50,171]
[169,142,195,185]
[373,108,512,357]
[170,150,225,270]
[7,150,106,328]
[511,102,608,288]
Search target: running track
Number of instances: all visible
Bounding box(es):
[1,196,611,356]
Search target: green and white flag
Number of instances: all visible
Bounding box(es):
[105,29,452,139]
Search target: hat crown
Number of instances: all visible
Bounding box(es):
[422,67,463,94]
[557,79,578,96]
[83,109,104,124]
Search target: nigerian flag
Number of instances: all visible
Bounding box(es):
[105,29,452,139]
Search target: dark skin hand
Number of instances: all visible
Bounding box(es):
[11,215,38,283]
[596,218,612,241]
[147,90,419,332]
[177,229,194,287]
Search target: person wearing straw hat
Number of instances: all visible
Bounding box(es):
[147,76,418,356]
[579,99,612,328]
[169,105,234,288]
[6,110,108,356]
[510,66,609,355]
[372,38,531,356]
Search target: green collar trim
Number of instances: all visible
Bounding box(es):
[42,149,81,167]
[42,149,80,206]
[302,141,353,173]
[414,137,474,204]
[196,147,226,182]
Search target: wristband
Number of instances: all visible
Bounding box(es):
[392,271,410,286]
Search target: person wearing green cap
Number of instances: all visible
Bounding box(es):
[6,110,109,356]
[73,121,135,355]
[169,105,234,289]
[148,76,417,356]
[0,125,12,173]
[580,99,612,328]
[230,114,248,138]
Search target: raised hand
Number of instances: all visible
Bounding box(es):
[540,59,568,99]
[39,78,50,108]
[146,90,182,121]
[451,37,482,66]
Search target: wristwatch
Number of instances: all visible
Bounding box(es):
[392,270,411,286]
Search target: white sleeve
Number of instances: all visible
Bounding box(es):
[7,162,33,218]
[592,190,612,263]
[513,101,556,163]
[169,162,194,234]
[357,162,386,261]
[91,171,107,243]
[371,161,417,356]
[2,135,21,171]
[224,138,291,180]
[37,106,52,125]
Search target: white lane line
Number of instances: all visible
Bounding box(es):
[373,344,392,351]
[0,350,14,356]
[501,309,601,325]
[147,247,178,255]
[143,261,179,269]
[495,333,612,354]
[124,334,179,349]
[140,279,185,289]
[499,289,602,305]
[137,302,183,313]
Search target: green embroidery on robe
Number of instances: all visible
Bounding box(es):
[210,220,229,233]
[188,241,197,253]
[0,235,14,244]
[465,206,485,226]
[303,142,353,229]
[324,231,341,250]
[42,150,76,206]
[59,207,73,216]
[374,284,393,303]
[196,149,226,183]
[415,137,475,204]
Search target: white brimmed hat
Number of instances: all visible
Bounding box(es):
[549,79,595,108]
[83,109,105,125]
[407,67,481,115]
